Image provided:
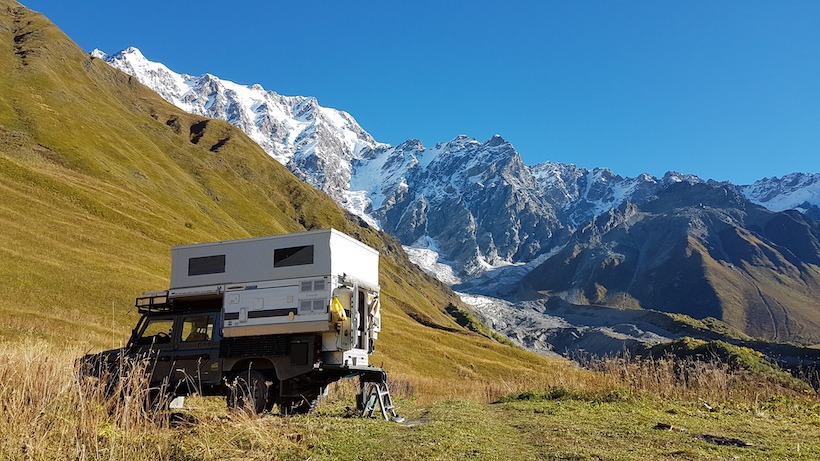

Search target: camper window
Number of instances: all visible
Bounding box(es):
[188,254,226,276]
[273,245,314,267]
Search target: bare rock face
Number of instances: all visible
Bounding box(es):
[520,181,820,344]
[354,135,571,277]
[100,47,820,345]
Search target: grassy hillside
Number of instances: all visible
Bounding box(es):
[4,3,820,460]
[0,0,579,398]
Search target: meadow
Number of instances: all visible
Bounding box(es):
[3,338,819,461]
[3,4,820,459]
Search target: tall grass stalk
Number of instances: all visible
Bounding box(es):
[581,351,814,406]
[0,340,173,460]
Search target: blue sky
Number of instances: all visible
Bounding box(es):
[23,1,820,184]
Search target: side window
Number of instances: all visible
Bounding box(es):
[273,245,314,267]
[181,315,215,343]
[135,318,174,346]
[188,255,226,276]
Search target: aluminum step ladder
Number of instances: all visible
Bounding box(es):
[360,378,404,422]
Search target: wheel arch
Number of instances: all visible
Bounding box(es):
[228,358,277,378]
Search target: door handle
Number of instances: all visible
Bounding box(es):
[158,355,171,362]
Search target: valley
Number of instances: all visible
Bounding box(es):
[97,45,820,358]
[2,2,820,459]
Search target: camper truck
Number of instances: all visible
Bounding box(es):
[82,229,397,416]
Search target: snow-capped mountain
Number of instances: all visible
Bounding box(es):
[95,47,820,285]
[348,135,728,281]
[741,173,820,218]
[352,135,569,279]
[95,47,382,200]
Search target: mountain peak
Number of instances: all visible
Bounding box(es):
[486,134,507,147]
[102,47,380,195]
[446,135,480,150]
[89,48,107,60]
[396,139,425,151]
[112,46,147,62]
[662,171,703,184]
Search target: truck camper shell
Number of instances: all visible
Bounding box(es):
[86,229,398,419]
[170,228,378,289]
[167,228,380,366]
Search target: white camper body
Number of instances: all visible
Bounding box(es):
[168,229,380,367]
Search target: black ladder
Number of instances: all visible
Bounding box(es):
[360,377,404,422]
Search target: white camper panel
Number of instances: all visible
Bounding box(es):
[221,278,333,338]
[171,230,330,289]
[170,229,378,289]
[168,229,379,340]
[328,231,379,289]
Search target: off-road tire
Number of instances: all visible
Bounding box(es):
[227,370,269,414]
[280,394,320,415]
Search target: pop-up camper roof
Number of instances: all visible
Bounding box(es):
[169,229,379,290]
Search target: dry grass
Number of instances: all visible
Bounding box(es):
[0,339,176,460]
[2,338,819,460]
[580,351,815,408]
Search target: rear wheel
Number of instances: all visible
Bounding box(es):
[280,395,319,415]
[226,370,270,414]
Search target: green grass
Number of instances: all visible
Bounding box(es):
[89,395,820,461]
[665,313,754,341]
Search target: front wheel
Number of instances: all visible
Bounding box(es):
[226,370,270,414]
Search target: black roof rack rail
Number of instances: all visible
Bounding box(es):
[135,292,174,314]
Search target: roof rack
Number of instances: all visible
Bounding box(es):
[135,291,174,314]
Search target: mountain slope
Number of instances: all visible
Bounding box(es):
[0,0,567,395]
[99,47,820,287]
[520,182,820,343]
[99,47,382,200]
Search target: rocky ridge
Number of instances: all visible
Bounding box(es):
[96,47,820,348]
[97,47,820,284]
